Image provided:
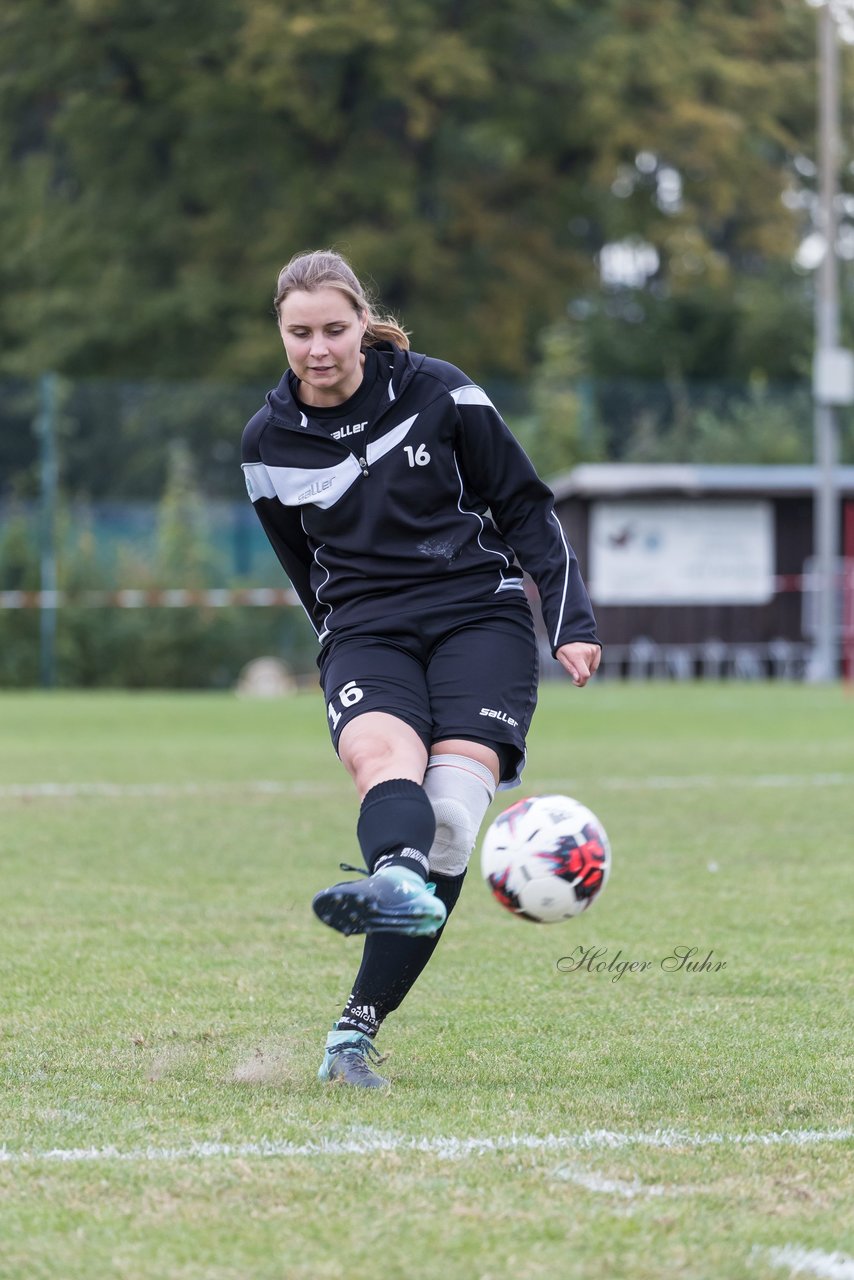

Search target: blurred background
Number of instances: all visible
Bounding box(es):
[2,0,853,688]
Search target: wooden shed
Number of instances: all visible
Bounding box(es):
[549,464,854,678]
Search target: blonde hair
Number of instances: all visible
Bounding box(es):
[274,249,410,350]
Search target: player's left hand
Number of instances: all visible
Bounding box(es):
[555,642,601,687]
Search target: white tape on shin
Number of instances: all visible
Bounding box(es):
[423,754,496,876]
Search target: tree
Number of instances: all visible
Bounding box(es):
[0,0,836,392]
[568,0,850,393]
[512,318,604,478]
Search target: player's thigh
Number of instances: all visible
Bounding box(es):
[426,608,539,781]
[319,635,433,760]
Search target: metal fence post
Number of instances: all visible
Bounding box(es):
[36,372,59,689]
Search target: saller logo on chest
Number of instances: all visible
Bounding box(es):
[332,421,367,441]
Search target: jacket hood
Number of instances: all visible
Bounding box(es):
[265,342,426,428]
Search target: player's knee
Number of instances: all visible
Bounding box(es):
[423,753,496,876]
[341,735,395,788]
[338,716,426,796]
[427,796,479,876]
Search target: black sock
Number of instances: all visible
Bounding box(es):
[337,871,467,1037]
[357,778,435,881]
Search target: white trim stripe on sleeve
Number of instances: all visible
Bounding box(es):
[549,510,572,649]
[242,462,277,502]
[451,385,495,409]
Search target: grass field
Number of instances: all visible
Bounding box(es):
[0,682,852,1280]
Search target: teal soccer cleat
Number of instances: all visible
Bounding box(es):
[312,865,447,938]
[317,1026,390,1088]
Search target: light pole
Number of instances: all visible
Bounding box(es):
[810,1,849,681]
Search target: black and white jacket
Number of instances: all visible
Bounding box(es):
[241,344,599,653]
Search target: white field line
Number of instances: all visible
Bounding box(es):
[560,772,854,792]
[753,1245,854,1280]
[2,772,852,801]
[0,1126,851,1167]
[0,780,337,800]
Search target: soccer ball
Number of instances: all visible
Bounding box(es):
[480,794,611,923]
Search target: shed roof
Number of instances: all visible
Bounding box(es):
[552,463,854,500]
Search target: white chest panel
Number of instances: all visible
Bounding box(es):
[243,414,419,510]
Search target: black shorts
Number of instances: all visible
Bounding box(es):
[318,598,539,787]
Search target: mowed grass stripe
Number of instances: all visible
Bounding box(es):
[1,683,852,1280]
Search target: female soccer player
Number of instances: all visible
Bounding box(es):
[242,249,600,1087]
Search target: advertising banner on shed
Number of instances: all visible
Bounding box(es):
[589,499,775,604]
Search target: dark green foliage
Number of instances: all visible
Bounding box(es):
[2,0,854,688]
[0,457,317,689]
[0,0,846,389]
[50,603,315,691]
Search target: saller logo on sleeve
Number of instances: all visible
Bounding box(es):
[298,476,335,503]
